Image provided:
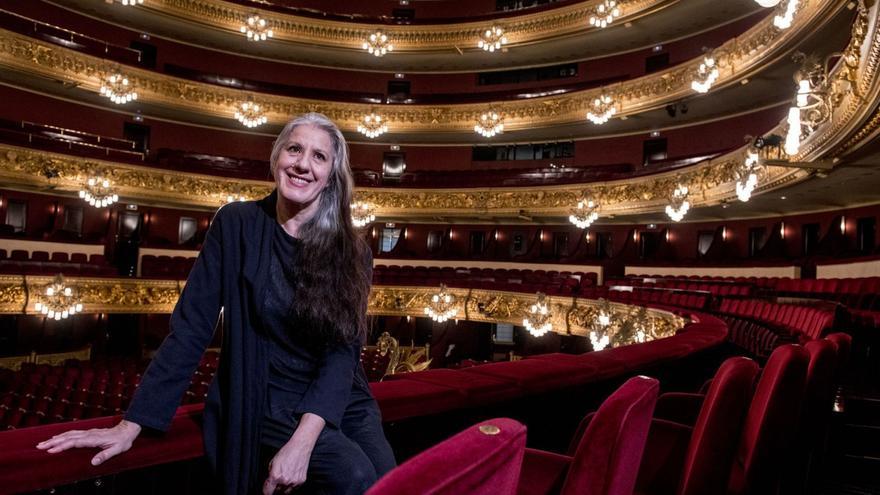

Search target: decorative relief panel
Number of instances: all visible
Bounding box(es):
[0,277,685,341]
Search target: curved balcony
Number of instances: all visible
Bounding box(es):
[0,0,850,143]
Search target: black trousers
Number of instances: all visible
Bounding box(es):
[257,395,396,495]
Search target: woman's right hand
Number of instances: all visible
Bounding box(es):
[36,419,142,466]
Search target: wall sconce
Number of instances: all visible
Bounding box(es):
[840,216,846,234]
[780,222,786,239]
[722,227,728,240]
[403,228,409,240]
[449,229,454,240]
[632,231,639,242]
[585,232,592,243]
[665,230,671,242]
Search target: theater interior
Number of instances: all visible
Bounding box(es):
[0,0,879,493]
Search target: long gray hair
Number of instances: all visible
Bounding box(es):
[271,113,370,347]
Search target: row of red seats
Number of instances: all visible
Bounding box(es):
[606,276,754,297]
[0,352,219,430]
[0,249,116,276]
[384,335,849,495]
[718,299,836,357]
[719,299,835,341]
[775,277,880,311]
[373,265,598,297]
[140,254,197,279]
[631,273,782,288]
[576,286,709,310]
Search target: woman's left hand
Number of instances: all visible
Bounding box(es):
[263,413,326,495]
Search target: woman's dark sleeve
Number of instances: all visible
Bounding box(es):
[124,208,226,432]
[293,341,361,428]
[294,245,373,428]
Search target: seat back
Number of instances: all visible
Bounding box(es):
[727,344,809,495]
[825,332,852,382]
[679,357,759,495]
[366,418,526,495]
[562,376,659,495]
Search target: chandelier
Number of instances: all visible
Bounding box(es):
[223,194,247,204]
[773,0,799,29]
[34,274,83,321]
[99,73,138,105]
[736,148,761,202]
[351,201,376,228]
[590,299,613,351]
[478,26,508,52]
[357,113,388,139]
[523,292,552,337]
[234,100,268,128]
[569,199,600,229]
[240,14,273,41]
[754,0,781,6]
[691,53,719,93]
[665,184,691,222]
[363,31,393,57]
[474,110,504,137]
[79,176,119,208]
[586,94,616,125]
[424,284,458,322]
[589,0,621,28]
[784,53,835,157]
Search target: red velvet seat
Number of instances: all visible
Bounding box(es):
[637,357,760,495]
[460,359,601,394]
[370,379,466,422]
[368,418,527,495]
[518,376,659,495]
[727,344,810,495]
[825,332,852,382]
[393,368,521,406]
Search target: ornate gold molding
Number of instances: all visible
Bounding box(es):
[150,0,673,50]
[0,145,273,209]
[0,0,842,135]
[0,276,686,341]
[0,141,804,216]
[797,0,880,159]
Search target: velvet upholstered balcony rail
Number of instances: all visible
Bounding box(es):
[0,312,727,493]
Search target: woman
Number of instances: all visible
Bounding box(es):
[37,113,396,494]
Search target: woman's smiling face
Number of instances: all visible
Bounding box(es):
[273,124,334,215]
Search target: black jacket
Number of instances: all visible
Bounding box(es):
[125,191,366,494]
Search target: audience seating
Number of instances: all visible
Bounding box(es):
[726,344,810,495]
[0,351,219,429]
[0,250,116,277]
[373,265,598,297]
[139,254,197,279]
[517,376,659,495]
[718,299,835,357]
[638,357,760,495]
[367,418,527,495]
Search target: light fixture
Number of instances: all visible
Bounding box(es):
[234,100,268,128]
[586,93,616,125]
[754,0,781,6]
[590,299,613,351]
[363,31,393,57]
[478,26,508,52]
[523,292,552,337]
[474,110,504,137]
[240,14,273,41]
[665,184,691,222]
[569,199,600,229]
[691,52,719,93]
[79,176,119,208]
[114,0,144,5]
[34,274,83,321]
[589,0,621,28]
[784,106,801,155]
[424,284,458,322]
[736,148,761,202]
[357,113,388,139]
[773,0,799,29]
[223,194,247,204]
[99,73,138,104]
[351,201,376,228]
